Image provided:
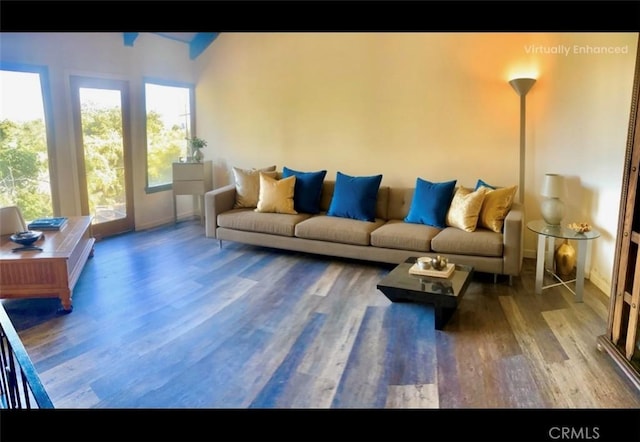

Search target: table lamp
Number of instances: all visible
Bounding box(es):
[541,173,566,226]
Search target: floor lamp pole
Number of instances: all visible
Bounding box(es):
[519,94,527,204]
[509,78,536,204]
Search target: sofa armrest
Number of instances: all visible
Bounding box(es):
[502,202,524,276]
[204,184,236,238]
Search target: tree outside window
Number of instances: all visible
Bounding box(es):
[0,67,53,220]
[144,80,194,191]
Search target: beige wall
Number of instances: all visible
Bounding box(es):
[1,32,638,296]
[195,32,638,295]
[528,33,638,293]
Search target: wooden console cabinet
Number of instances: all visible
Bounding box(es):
[597,38,640,391]
[0,216,95,312]
[172,161,213,224]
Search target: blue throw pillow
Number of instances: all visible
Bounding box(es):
[475,179,497,191]
[327,171,383,222]
[282,167,327,214]
[405,178,457,228]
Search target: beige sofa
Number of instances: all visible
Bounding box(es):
[204,180,523,283]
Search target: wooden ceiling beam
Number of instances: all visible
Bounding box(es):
[189,33,219,60]
[123,32,218,60]
[123,33,139,47]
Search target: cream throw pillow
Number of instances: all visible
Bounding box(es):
[255,173,297,214]
[446,186,488,232]
[232,165,277,208]
[478,184,517,233]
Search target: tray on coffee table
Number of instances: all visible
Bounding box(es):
[408,262,455,278]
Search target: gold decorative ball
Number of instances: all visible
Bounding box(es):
[430,255,448,271]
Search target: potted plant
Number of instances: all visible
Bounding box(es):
[188,136,207,162]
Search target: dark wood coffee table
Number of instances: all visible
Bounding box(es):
[0,216,95,313]
[377,257,474,330]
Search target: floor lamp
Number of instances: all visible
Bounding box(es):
[509,77,536,204]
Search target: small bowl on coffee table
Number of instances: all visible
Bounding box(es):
[10,230,43,246]
[9,230,44,251]
[417,257,431,270]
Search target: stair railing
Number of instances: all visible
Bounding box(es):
[0,303,53,409]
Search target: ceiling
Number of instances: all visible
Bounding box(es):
[154,32,199,44]
[123,32,219,60]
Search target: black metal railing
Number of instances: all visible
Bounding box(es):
[0,303,53,408]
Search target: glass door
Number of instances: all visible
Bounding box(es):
[70,76,134,239]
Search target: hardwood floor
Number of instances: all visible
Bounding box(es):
[3,220,640,411]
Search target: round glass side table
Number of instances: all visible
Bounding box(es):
[526,220,600,302]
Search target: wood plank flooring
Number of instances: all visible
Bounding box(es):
[3,219,640,410]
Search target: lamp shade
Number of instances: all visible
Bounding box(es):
[541,174,566,198]
[540,173,566,225]
[509,78,536,97]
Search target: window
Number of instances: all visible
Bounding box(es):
[144,80,194,191]
[0,64,56,220]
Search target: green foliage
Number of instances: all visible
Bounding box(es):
[0,118,53,220]
[147,110,186,187]
[1,99,187,220]
[188,136,207,149]
[78,103,128,216]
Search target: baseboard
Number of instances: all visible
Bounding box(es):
[135,215,179,231]
[134,209,205,232]
[589,270,611,297]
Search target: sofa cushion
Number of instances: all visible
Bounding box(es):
[327,172,383,222]
[477,184,517,233]
[370,219,440,252]
[255,173,297,214]
[319,181,390,220]
[431,226,503,257]
[218,208,311,237]
[474,178,497,191]
[386,187,414,220]
[295,215,385,246]
[232,165,278,209]
[282,167,327,214]
[404,178,457,228]
[446,186,488,232]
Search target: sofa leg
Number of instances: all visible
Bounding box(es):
[218,239,222,249]
[509,275,513,286]
[493,274,498,284]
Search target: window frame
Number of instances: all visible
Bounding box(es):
[0,61,60,216]
[143,77,196,194]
